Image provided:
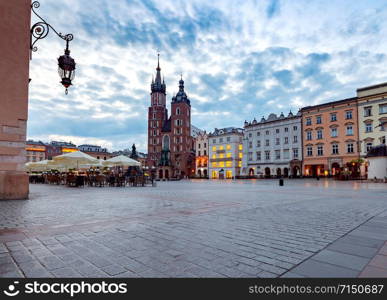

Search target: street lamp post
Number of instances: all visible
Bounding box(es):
[30,1,76,94]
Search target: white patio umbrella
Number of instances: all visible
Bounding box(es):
[53,151,98,169]
[79,159,106,169]
[25,160,64,172]
[103,155,141,167]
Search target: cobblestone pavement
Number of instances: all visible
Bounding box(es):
[0,179,386,278]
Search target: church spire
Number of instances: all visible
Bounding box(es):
[155,53,162,84]
[151,53,166,94]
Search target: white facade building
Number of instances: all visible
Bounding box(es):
[208,127,244,179]
[242,111,303,177]
[195,131,208,177]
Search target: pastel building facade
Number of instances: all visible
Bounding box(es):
[208,128,243,179]
[242,112,303,177]
[195,131,208,178]
[301,97,360,177]
[357,82,387,156]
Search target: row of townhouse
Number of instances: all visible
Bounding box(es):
[195,82,387,179]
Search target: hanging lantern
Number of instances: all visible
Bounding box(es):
[58,43,76,94]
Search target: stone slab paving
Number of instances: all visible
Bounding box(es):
[0,179,387,278]
[282,212,387,278]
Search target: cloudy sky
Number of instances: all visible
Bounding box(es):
[28,0,387,152]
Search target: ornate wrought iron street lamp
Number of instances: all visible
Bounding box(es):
[30,1,76,94]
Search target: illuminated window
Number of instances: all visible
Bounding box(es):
[238,144,243,150]
[238,161,242,167]
[226,144,231,150]
[212,146,216,151]
[219,153,224,159]
[226,161,232,167]
[212,154,216,159]
[212,162,217,168]
[218,161,225,167]
[219,145,224,150]
[226,153,231,158]
[226,170,232,179]
[239,153,243,158]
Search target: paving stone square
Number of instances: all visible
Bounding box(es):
[0,179,387,277]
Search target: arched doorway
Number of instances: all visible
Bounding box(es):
[264,167,271,178]
[158,169,163,179]
[276,168,282,177]
[219,169,225,179]
[165,169,169,179]
[331,163,340,176]
[249,168,254,176]
[204,169,208,177]
[198,169,202,177]
[293,166,300,177]
[284,168,289,177]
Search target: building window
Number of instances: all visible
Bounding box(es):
[330,113,337,121]
[212,146,216,151]
[226,152,231,158]
[293,126,297,131]
[265,130,270,135]
[283,149,290,159]
[346,125,353,135]
[257,132,260,136]
[366,142,373,153]
[276,129,280,134]
[226,161,232,167]
[198,143,201,149]
[316,115,322,124]
[293,136,298,143]
[284,137,288,144]
[365,123,373,133]
[265,139,270,146]
[248,152,253,161]
[204,150,207,155]
[275,150,280,160]
[347,143,354,153]
[285,127,289,132]
[331,127,338,137]
[380,104,387,114]
[226,144,231,150]
[257,140,261,147]
[306,117,311,125]
[239,144,243,150]
[219,153,224,159]
[212,162,217,168]
[275,138,280,145]
[248,133,252,138]
[212,154,216,159]
[265,151,270,160]
[204,143,207,148]
[306,131,312,140]
[364,106,372,117]
[226,137,231,142]
[317,130,323,139]
[176,108,180,115]
[293,148,299,159]
[239,152,243,158]
[219,138,223,143]
[212,139,216,143]
[256,151,261,161]
[249,141,252,148]
[219,145,224,150]
[317,145,323,156]
[332,144,339,154]
[345,110,353,119]
[307,146,313,156]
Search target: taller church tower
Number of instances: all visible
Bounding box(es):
[147,54,167,167]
